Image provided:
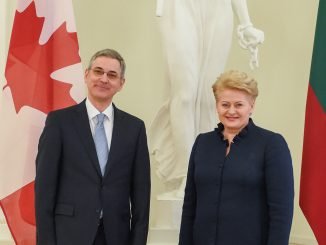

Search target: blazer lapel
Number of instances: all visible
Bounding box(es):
[73,100,102,177]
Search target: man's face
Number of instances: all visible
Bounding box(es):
[85,56,125,106]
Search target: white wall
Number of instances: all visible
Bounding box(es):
[1,0,319,243]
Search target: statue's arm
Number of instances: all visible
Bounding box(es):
[156,0,165,17]
[232,0,264,69]
[231,0,252,26]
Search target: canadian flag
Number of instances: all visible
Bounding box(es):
[0,0,84,243]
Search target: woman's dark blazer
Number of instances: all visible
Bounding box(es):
[179,120,294,245]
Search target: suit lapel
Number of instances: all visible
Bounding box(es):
[73,100,102,177]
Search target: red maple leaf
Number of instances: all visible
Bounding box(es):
[4,1,81,114]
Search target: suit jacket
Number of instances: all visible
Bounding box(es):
[179,119,294,245]
[35,100,151,245]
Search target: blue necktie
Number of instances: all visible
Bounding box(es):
[94,113,108,176]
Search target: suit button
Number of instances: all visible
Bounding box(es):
[96,209,100,213]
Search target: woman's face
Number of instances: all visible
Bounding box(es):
[216,88,254,133]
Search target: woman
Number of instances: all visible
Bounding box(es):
[150,0,264,198]
[179,70,294,245]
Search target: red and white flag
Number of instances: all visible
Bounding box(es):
[0,0,84,243]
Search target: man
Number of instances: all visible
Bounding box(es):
[35,49,151,245]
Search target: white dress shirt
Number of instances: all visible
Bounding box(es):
[85,98,113,151]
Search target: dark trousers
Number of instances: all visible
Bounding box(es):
[93,219,107,245]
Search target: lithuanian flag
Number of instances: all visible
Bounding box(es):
[300,1,326,244]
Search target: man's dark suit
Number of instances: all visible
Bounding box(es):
[35,100,151,245]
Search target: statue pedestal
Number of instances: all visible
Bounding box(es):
[148,197,183,245]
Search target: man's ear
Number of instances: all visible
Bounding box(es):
[84,69,89,81]
[118,78,126,91]
[121,78,126,86]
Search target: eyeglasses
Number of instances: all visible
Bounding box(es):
[90,68,121,80]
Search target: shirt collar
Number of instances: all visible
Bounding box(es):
[85,98,113,121]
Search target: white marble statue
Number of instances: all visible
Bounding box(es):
[150,0,264,198]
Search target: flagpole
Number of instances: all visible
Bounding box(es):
[1,1,15,243]
[1,0,17,84]
[0,0,6,84]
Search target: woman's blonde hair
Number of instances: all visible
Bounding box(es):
[212,70,258,101]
